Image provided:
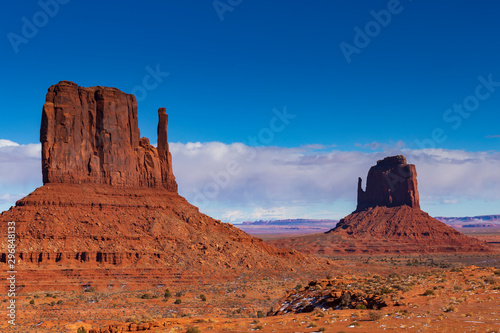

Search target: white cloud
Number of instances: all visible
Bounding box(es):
[0,141,42,212]
[357,140,406,151]
[1,138,499,222]
[0,141,42,188]
[171,142,500,221]
[0,139,20,148]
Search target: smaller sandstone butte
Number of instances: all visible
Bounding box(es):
[329,155,489,252]
[41,81,177,191]
[357,155,419,211]
[270,155,490,254]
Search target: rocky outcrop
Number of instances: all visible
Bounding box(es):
[357,155,419,211]
[274,277,392,315]
[41,81,177,191]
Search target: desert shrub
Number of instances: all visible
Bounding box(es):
[368,311,384,321]
[185,327,201,333]
[484,276,498,285]
[29,299,35,305]
[397,309,410,316]
[45,293,53,297]
[444,305,456,312]
[340,293,351,308]
[453,285,462,291]
[423,290,435,296]
[294,284,302,291]
[176,291,186,297]
[355,304,367,310]
[200,294,207,302]
[257,311,265,318]
[314,309,325,318]
[141,293,151,299]
[380,287,392,295]
[50,301,56,306]
[84,287,96,293]
[77,327,87,333]
[174,299,182,304]
[398,285,412,292]
[57,300,63,305]
[164,288,172,299]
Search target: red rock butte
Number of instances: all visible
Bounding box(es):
[356,155,419,211]
[270,155,490,254]
[41,81,177,191]
[0,82,315,288]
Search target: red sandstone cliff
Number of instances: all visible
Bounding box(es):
[41,81,177,191]
[357,155,419,211]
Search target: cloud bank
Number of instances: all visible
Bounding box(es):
[170,142,500,221]
[1,139,499,222]
[0,141,42,210]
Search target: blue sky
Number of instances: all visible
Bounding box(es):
[1,1,499,221]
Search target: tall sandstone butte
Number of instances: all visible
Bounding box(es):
[0,81,311,280]
[40,81,177,191]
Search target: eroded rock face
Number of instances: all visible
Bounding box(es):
[40,81,177,192]
[356,155,419,211]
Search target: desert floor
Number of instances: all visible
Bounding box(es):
[1,229,499,333]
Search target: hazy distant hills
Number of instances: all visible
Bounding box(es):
[435,215,500,228]
[236,215,500,237]
[237,219,338,236]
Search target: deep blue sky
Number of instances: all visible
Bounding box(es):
[2,0,500,149]
[1,1,499,219]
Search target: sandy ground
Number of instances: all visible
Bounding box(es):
[1,230,499,333]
